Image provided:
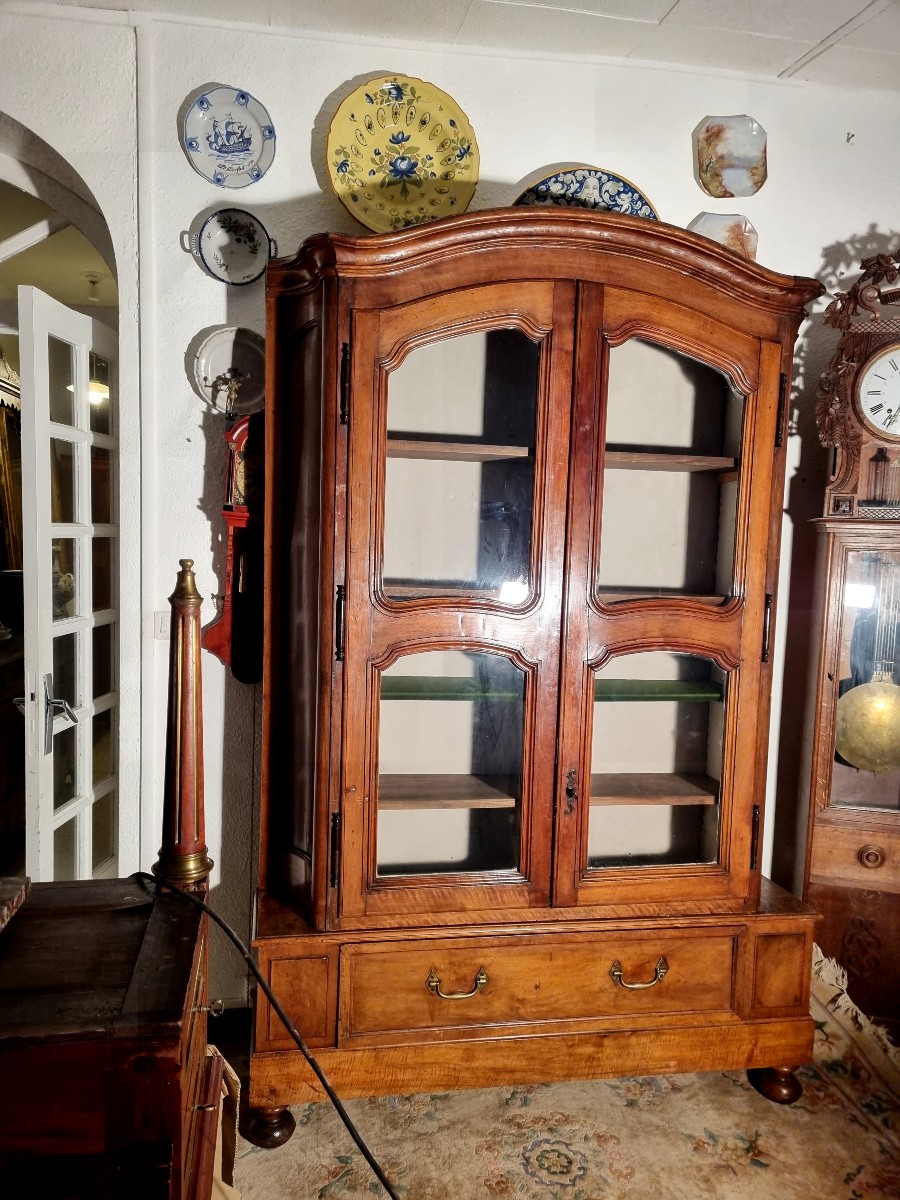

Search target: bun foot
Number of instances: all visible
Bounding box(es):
[243,1105,297,1148]
[747,1066,803,1104]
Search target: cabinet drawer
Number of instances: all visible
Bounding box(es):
[809,825,900,895]
[341,931,736,1045]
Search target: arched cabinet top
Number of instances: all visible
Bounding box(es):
[268,207,823,337]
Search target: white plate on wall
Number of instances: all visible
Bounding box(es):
[182,208,276,285]
[183,86,276,188]
[193,327,265,415]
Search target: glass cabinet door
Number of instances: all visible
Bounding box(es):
[376,650,525,876]
[830,549,900,806]
[587,651,726,869]
[383,328,540,604]
[596,338,744,604]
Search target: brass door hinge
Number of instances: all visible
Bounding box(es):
[329,812,341,888]
[339,341,350,425]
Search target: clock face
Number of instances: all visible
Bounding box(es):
[856,343,900,440]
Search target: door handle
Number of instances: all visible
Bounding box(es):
[43,672,77,755]
[13,696,26,716]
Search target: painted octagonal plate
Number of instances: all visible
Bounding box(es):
[326,74,479,233]
[514,165,658,220]
[183,86,276,188]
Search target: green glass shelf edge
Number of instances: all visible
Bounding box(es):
[380,678,723,702]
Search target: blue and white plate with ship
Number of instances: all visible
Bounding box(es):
[183,86,276,188]
[514,165,658,219]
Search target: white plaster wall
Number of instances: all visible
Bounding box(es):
[5,3,900,1002]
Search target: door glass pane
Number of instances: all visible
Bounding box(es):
[377,649,525,876]
[92,537,113,611]
[383,329,540,603]
[91,447,112,524]
[53,631,78,707]
[50,438,75,522]
[831,550,900,807]
[598,339,743,602]
[93,622,113,698]
[48,335,75,426]
[53,817,77,880]
[52,539,77,619]
[89,352,112,435]
[92,791,116,873]
[93,709,113,785]
[53,721,77,810]
[588,651,726,869]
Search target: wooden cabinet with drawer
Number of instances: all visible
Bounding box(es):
[249,209,821,1137]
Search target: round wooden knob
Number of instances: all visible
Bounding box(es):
[858,844,885,869]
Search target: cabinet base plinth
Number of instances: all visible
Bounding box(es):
[249,1018,814,1109]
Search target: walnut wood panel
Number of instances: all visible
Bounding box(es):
[249,1016,815,1107]
[340,930,736,1047]
[807,881,900,1038]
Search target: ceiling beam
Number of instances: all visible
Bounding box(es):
[0,214,70,266]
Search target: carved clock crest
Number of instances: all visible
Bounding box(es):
[816,248,900,517]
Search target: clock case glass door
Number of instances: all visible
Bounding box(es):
[337,275,779,926]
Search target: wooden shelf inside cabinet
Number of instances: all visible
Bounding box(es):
[593,679,723,702]
[387,437,532,462]
[590,772,719,806]
[379,678,722,703]
[596,589,729,605]
[605,450,737,476]
[379,773,517,809]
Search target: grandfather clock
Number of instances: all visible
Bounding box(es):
[802,250,900,1039]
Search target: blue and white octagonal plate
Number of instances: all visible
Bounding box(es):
[514,165,658,220]
[183,86,276,188]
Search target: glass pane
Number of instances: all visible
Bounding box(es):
[52,539,77,619]
[93,622,113,698]
[377,649,525,876]
[53,817,77,880]
[383,329,539,602]
[91,447,112,524]
[92,791,116,873]
[53,721,77,810]
[89,352,112,435]
[50,438,75,523]
[588,651,726,869]
[48,335,75,426]
[831,550,900,807]
[93,709,114,785]
[53,631,78,707]
[598,340,743,601]
[92,537,113,611]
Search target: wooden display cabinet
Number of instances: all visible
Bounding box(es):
[249,209,822,1139]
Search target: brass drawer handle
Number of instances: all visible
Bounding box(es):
[858,845,885,869]
[609,956,669,990]
[425,966,488,1000]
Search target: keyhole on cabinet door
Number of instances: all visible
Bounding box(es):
[564,769,578,815]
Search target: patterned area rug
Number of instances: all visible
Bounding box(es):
[234,948,900,1199]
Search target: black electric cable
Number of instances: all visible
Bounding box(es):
[132,872,401,1200]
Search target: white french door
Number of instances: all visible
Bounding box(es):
[18,286,118,880]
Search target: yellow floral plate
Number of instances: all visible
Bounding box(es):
[326,75,479,233]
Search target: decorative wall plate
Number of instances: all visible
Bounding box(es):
[183,208,277,285]
[687,212,758,261]
[326,74,479,233]
[514,166,658,219]
[193,327,265,415]
[183,86,276,188]
[693,115,767,199]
